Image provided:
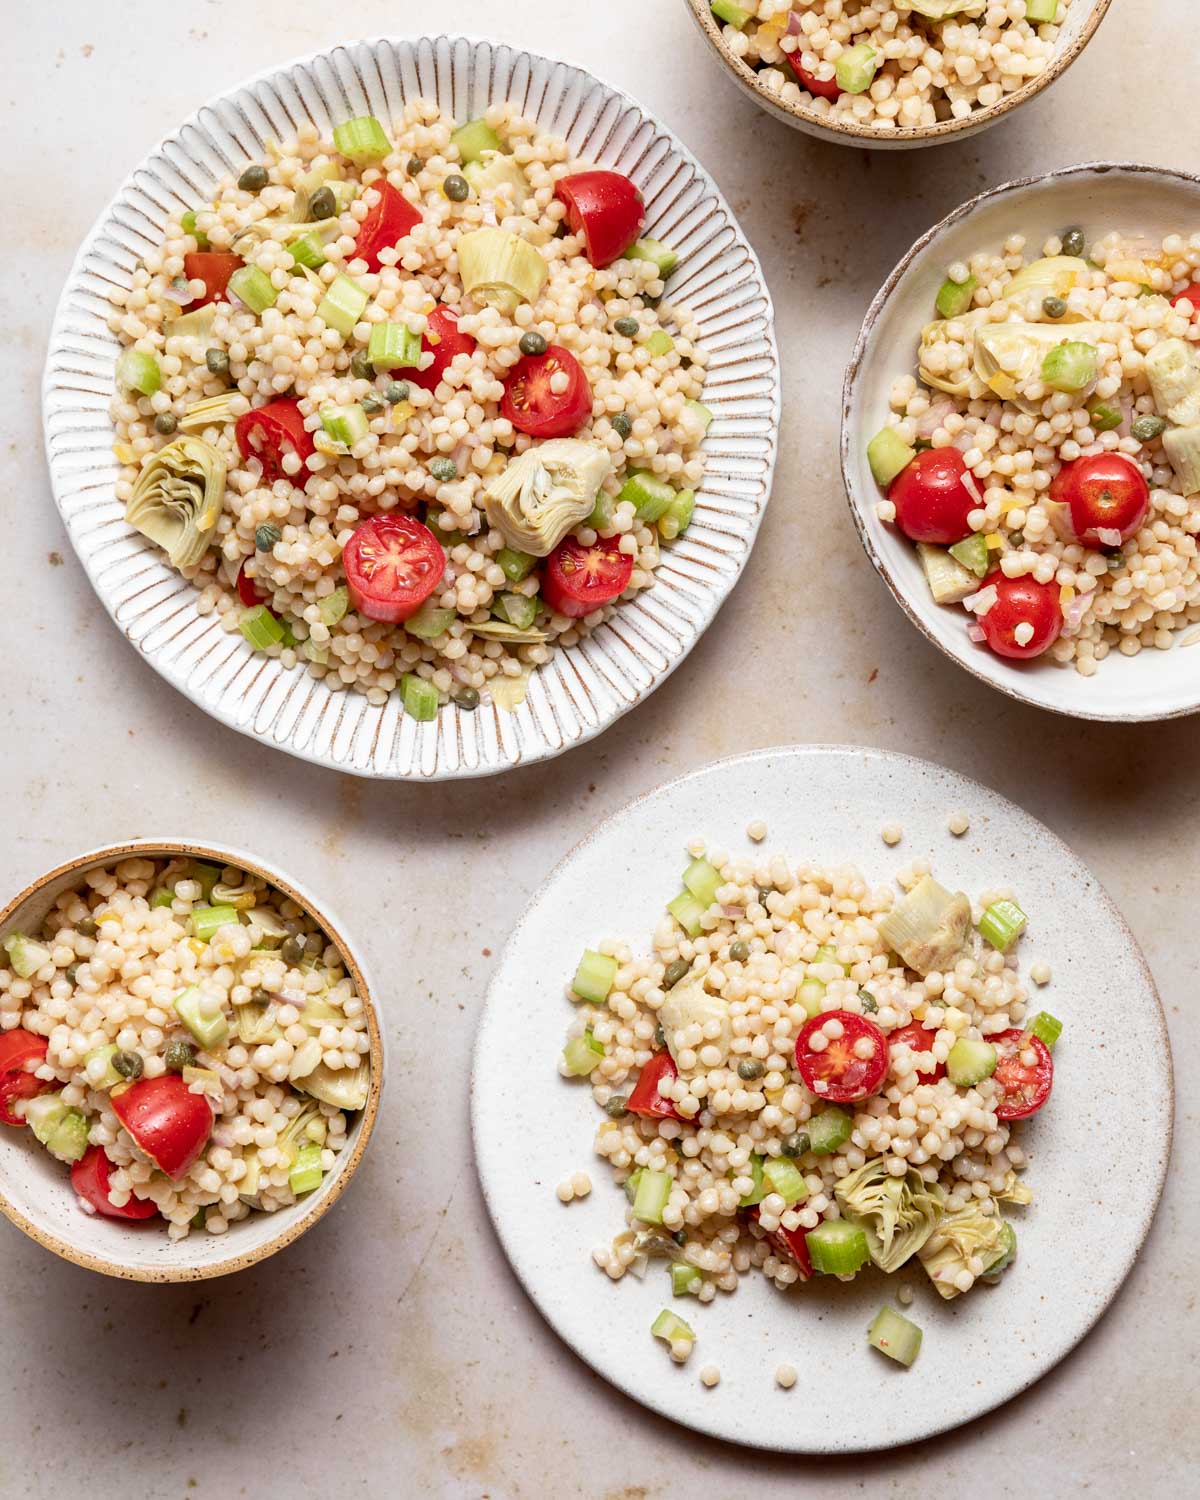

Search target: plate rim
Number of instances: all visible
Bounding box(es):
[470,742,1174,1452]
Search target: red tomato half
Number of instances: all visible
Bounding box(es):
[1049,453,1149,549]
[500,346,592,438]
[555,171,646,268]
[183,252,242,309]
[1171,283,1200,316]
[71,1146,159,1221]
[343,514,445,624]
[236,560,267,608]
[794,1010,888,1104]
[235,397,315,484]
[889,449,978,545]
[542,535,633,619]
[888,1023,946,1083]
[750,1207,814,1281]
[990,1029,1054,1121]
[784,52,842,101]
[409,306,477,393]
[354,180,422,273]
[111,1076,213,1181]
[0,1030,52,1127]
[978,573,1063,661]
[626,1051,681,1120]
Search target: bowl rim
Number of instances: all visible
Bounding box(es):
[682,0,1114,144]
[0,839,385,1282]
[841,159,1200,725]
[41,32,780,782]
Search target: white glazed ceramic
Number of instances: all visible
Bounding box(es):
[42,35,779,780]
[471,745,1171,1452]
[683,0,1113,150]
[843,162,1200,722]
[0,841,384,1282]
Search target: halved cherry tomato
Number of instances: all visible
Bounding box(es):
[500,346,593,438]
[542,535,633,619]
[1171,283,1200,316]
[889,448,978,545]
[1049,452,1149,549]
[235,397,315,484]
[183,251,242,309]
[343,514,445,624]
[110,1076,213,1181]
[409,306,477,393]
[990,1028,1054,1121]
[353,180,422,273]
[794,1010,888,1104]
[749,1206,814,1281]
[626,1051,681,1120]
[70,1146,159,1221]
[555,171,645,269]
[784,52,842,101]
[0,1030,52,1127]
[979,572,1063,661]
[888,1023,946,1083]
[236,559,269,609]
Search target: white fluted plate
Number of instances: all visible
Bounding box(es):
[44,35,778,779]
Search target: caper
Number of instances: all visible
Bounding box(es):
[308,185,337,221]
[614,316,639,337]
[385,381,411,405]
[663,959,690,990]
[859,990,879,1014]
[250,988,275,1005]
[1061,227,1086,258]
[756,887,773,907]
[653,1024,667,1050]
[782,1131,810,1158]
[611,412,632,439]
[281,934,306,966]
[737,1058,765,1081]
[350,350,375,381]
[255,523,281,552]
[430,457,458,482]
[453,686,481,711]
[154,412,178,436]
[113,1050,144,1081]
[729,940,750,963]
[65,964,80,986]
[407,156,424,175]
[362,396,385,415]
[164,1038,196,1072]
[78,917,98,937]
[1108,551,1126,571]
[205,348,230,378]
[443,174,470,202]
[238,164,269,193]
[604,1096,629,1119]
[1042,295,1067,319]
[1132,414,1167,443]
[518,330,548,357]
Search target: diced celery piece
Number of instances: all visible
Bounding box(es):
[762,1157,809,1206]
[797,976,826,1019]
[736,1153,766,1208]
[936,274,978,320]
[836,43,880,94]
[239,605,285,651]
[686,400,713,434]
[642,329,674,358]
[571,949,618,1004]
[1088,402,1123,432]
[711,0,753,26]
[627,238,679,279]
[946,1037,997,1087]
[404,601,456,641]
[651,1308,694,1344]
[367,321,422,371]
[807,1219,870,1275]
[587,489,614,532]
[188,905,239,942]
[228,265,279,315]
[25,1092,70,1147]
[979,899,1027,952]
[317,586,349,627]
[949,533,990,577]
[658,489,695,542]
[84,1044,123,1090]
[618,470,675,524]
[867,427,916,488]
[191,862,222,900]
[116,349,161,397]
[288,232,327,270]
[288,1140,325,1195]
[867,1306,922,1367]
[1024,0,1058,21]
[1028,1011,1063,1050]
[633,1168,672,1225]
[668,890,707,938]
[808,1107,852,1155]
[317,274,369,337]
[682,858,722,908]
[2,933,52,978]
[333,116,392,165]
[1042,341,1098,393]
[174,984,229,1049]
[671,1261,703,1297]
[562,1030,604,1077]
[49,1110,90,1163]
[493,592,539,630]
[496,547,536,583]
[624,1167,645,1205]
[451,118,503,164]
[401,673,440,722]
[181,209,209,248]
[149,887,176,909]
[320,403,369,448]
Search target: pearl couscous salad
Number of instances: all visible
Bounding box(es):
[0,857,370,1239]
[559,842,1061,1368]
[708,1,1073,133]
[866,227,1200,673]
[108,106,708,720]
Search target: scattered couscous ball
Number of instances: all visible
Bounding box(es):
[557,1170,593,1202]
[747,819,768,843]
[1030,961,1052,986]
[882,822,903,846]
[948,810,970,837]
[700,1364,721,1388]
[775,1362,798,1389]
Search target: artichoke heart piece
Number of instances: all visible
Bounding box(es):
[973,322,1123,408]
[180,393,240,433]
[996,1169,1033,1206]
[917,1202,1005,1299]
[458,228,547,316]
[295,1058,370,1111]
[658,975,732,1067]
[1003,255,1090,305]
[463,151,531,209]
[483,439,612,556]
[471,619,550,645]
[125,435,225,569]
[905,0,976,13]
[878,875,972,977]
[834,1160,945,1273]
[1144,338,1200,428]
[164,303,217,339]
[1162,425,1200,494]
[917,307,993,397]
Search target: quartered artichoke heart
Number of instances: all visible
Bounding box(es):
[458,228,548,317]
[917,1201,1006,1300]
[483,438,612,556]
[917,307,993,398]
[125,435,225,569]
[834,1160,945,1274]
[463,151,531,212]
[1002,255,1090,310]
[1144,338,1200,428]
[179,393,239,433]
[295,1058,370,1111]
[1164,426,1200,495]
[878,875,972,977]
[471,619,550,645]
[658,974,732,1068]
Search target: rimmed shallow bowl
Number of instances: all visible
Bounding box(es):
[0,840,384,1282]
[843,161,1200,723]
[472,745,1172,1451]
[43,34,778,780]
[683,0,1112,150]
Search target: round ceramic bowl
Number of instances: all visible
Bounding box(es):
[682,0,1112,150]
[843,161,1200,723]
[43,35,779,780]
[0,841,384,1282]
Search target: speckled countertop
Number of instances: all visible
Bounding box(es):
[3,1,1196,1496]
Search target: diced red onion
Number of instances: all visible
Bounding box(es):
[962,471,984,506]
[787,10,803,33]
[967,624,987,643]
[963,584,998,617]
[915,399,955,439]
[1096,527,1123,548]
[1061,595,1090,635]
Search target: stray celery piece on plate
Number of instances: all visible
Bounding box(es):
[333,116,391,165]
[651,1308,694,1345]
[671,1261,703,1297]
[807,1219,870,1275]
[239,605,285,651]
[683,857,722,908]
[686,399,713,433]
[867,1306,922,1367]
[571,949,618,1004]
[562,1030,604,1077]
[1028,1011,1063,1049]
[867,427,916,488]
[979,898,1027,951]
[668,890,707,938]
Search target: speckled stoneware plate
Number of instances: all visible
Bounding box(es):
[42,35,778,780]
[843,162,1200,723]
[471,746,1171,1453]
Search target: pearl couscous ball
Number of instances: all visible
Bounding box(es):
[0,857,369,1239]
[108,102,709,715]
[714,1,1073,133]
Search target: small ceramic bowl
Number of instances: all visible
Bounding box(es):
[0,841,384,1282]
[682,0,1112,150]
